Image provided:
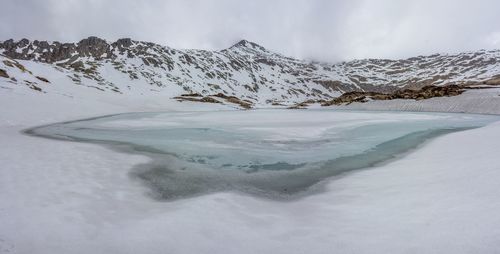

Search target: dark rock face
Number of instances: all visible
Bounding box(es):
[392,85,464,100]
[0,36,115,63]
[76,36,110,58]
[0,68,9,78]
[112,38,133,49]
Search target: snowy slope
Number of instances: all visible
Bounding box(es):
[1,37,499,105]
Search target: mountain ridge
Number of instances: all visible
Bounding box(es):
[1,36,499,105]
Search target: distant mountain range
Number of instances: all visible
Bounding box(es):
[1,37,499,105]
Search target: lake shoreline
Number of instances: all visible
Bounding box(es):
[23,110,498,201]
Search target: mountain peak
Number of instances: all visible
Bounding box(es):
[229,39,267,52]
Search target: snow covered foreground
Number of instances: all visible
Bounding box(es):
[1,89,500,253]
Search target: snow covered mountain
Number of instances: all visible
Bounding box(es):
[1,36,499,105]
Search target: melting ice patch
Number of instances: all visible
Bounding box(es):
[27,110,499,200]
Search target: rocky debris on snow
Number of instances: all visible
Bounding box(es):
[0,69,8,78]
[483,76,500,86]
[35,76,50,83]
[174,92,254,109]
[174,95,222,104]
[2,59,29,73]
[179,93,203,97]
[0,56,53,92]
[211,93,253,109]
[23,80,43,92]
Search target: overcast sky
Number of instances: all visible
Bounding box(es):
[1,0,500,62]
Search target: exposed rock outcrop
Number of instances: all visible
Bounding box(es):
[174,96,222,104]
[321,83,497,106]
[211,93,253,109]
[174,92,254,109]
[0,68,8,78]
[35,76,50,83]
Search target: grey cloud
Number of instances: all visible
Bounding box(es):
[1,0,499,62]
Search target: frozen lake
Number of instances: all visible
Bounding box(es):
[26,110,499,200]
